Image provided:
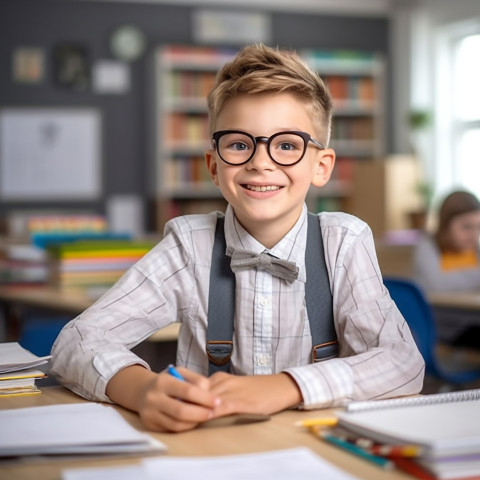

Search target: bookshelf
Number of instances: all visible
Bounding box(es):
[151,46,238,230]
[302,49,386,213]
[151,46,385,230]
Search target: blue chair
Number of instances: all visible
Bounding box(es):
[383,277,480,387]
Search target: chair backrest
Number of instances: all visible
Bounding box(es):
[383,277,438,376]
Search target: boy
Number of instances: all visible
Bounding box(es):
[51,44,424,432]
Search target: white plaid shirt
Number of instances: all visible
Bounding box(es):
[51,204,424,408]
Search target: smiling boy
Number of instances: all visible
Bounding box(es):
[51,44,424,432]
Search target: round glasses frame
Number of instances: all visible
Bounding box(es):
[211,130,325,167]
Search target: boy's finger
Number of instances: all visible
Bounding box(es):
[173,366,211,391]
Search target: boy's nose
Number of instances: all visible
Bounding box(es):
[247,142,275,169]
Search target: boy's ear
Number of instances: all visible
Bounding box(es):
[311,148,336,188]
[205,151,219,186]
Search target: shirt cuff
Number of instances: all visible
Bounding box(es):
[284,359,353,409]
[92,350,151,402]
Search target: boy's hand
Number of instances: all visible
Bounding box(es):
[106,365,220,432]
[208,372,303,418]
[137,366,221,432]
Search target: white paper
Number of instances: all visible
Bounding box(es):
[0,342,51,374]
[63,465,144,480]
[0,402,166,457]
[62,447,359,480]
[106,194,144,237]
[92,60,130,94]
[192,10,271,44]
[0,108,101,200]
[144,447,359,480]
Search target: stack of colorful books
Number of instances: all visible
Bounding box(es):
[47,239,156,292]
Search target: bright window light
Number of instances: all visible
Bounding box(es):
[453,34,480,121]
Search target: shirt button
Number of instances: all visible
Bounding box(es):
[257,355,271,366]
[259,297,271,307]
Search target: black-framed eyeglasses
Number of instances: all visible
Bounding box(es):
[211,130,325,166]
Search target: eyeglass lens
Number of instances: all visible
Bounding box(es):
[217,132,307,165]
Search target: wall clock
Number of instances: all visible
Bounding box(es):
[110,25,147,62]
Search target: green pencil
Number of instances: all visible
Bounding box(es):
[321,432,395,470]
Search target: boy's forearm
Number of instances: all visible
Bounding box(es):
[106,364,156,412]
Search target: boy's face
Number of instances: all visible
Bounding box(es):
[206,93,335,246]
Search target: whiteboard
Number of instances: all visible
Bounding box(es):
[0,108,101,200]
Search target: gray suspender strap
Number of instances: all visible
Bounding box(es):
[206,213,338,376]
[305,212,339,363]
[206,216,236,373]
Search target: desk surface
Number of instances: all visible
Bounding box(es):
[429,291,480,311]
[0,387,411,480]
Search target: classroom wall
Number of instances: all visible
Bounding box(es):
[0,0,390,231]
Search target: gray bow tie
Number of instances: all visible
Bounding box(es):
[229,249,299,284]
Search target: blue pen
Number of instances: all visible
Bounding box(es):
[167,364,185,382]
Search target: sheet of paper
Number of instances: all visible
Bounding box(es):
[63,465,143,480]
[0,402,165,456]
[62,447,360,480]
[0,342,51,373]
[143,448,360,480]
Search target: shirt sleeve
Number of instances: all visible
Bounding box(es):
[413,235,480,292]
[50,224,195,402]
[285,215,425,409]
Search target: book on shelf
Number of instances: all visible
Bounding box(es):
[0,342,51,397]
[333,389,480,479]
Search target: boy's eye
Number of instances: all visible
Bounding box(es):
[278,142,296,151]
[230,141,249,151]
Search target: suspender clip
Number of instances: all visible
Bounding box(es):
[312,340,339,362]
[206,340,233,366]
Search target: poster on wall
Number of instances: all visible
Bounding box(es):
[0,108,101,201]
[53,44,90,91]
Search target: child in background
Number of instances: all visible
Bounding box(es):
[413,190,480,292]
[51,44,424,432]
[413,190,480,347]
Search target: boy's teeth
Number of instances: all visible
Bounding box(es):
[246,185,280,192]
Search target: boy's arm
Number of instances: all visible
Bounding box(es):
[284,218,425,409]
[106,364,221,432]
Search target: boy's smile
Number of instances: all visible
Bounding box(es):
[206,92,335,247]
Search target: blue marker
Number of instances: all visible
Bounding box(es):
[167,364,185,382]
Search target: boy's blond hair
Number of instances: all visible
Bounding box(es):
[207,43,333,145]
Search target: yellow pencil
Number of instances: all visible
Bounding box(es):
[295,417,338,428]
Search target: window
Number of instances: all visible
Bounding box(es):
[435,23,480,198]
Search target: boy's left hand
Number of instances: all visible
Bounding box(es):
[208,372,303,418]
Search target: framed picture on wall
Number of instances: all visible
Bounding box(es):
[53,44,90,91]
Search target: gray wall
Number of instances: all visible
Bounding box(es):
[0,0,390,231]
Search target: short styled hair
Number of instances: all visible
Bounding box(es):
[207,43,333,145]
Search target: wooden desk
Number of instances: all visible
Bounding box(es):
[0,386,411,480]
[429,291,480,312]
[0,285,180,343]
[428,291,480,346]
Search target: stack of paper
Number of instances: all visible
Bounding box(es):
[0,402,166,457]
[0,342,51,396]
[335,390,480,479]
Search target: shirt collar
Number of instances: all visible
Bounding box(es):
[224,204,308,283]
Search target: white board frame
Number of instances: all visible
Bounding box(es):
[0,107,102,201]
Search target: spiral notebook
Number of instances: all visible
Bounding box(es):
[338,389,480,458]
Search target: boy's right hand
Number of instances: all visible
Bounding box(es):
[106,365,220,432]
